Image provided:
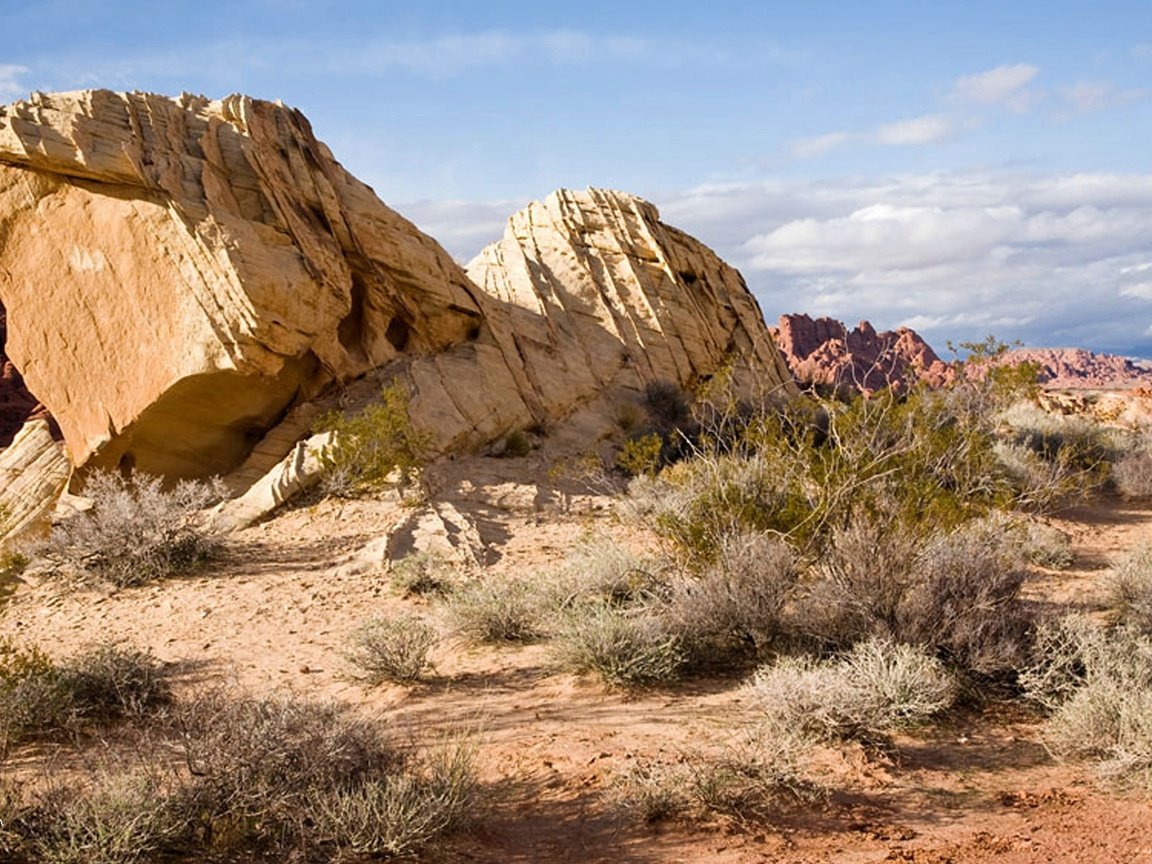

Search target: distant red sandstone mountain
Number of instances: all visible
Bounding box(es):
[770,313,1152,393]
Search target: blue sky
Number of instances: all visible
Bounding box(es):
[3,1,1152,354]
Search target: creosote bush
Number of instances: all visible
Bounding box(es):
[314,381,430,497]
[345,615,438,684]
[34,470,220,587]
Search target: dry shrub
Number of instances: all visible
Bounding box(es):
[1026,619,1152,788]
[607,727,819,825]
[667,531,798,663]
[34,471,220,587]
[345,615,438,683]
[899,518,1033,675]
[1113,447,1152,500]
[1107,544,1152,632]
[444,577,545,644]
[552,603,684,687]
[746,638,955,745]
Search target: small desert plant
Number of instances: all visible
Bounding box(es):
[0,640,168,746]
[746,638,955,745]
[608,727,819,825]
[389,551,459,598]
[553,603,684,687]
[1027,621,1152,788]
[313,733,479,858]
[34,470,220,587]
[444,577,544,644]
[615,432,665,477]
[1112,445,1152,499]
[345,615,437,683]
[172,692,402,851]
[314,381,429,497]
[667,531,798,663]
[29,768,179,864]
[1107,544,1152,632]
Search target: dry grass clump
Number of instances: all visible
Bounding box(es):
[5,691,480,862]
[1023,617,1152,789]
[0,640,169,748]
[1112,444,1152,500]
[746,638,955,746]
[32,471,221,587]
[389,550,460,598]
[345,615,438,683]
[1106,544,1152,632]
[607,726,821,825]
[552,603,684,687]
[444,576,546,644]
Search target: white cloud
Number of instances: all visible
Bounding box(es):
[951,63,1039,111]
[1059,80,1147,114]
[654,172,1152,354]
[396,197,527,262]
[0,64,28,99]
[790,131,852,158]
[873,113,955,145]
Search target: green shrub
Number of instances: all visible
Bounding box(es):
[444,577,544,644]
[615,432,665,477]
[345,615,437,684]
[314,381,430,497]
[34,471,220,587]
[553,603,684,687]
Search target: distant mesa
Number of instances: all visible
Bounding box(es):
[770,313,953,393]
[771,312,1152,393]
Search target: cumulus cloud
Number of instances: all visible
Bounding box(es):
[656,172,1152,354]
[951,63,1039,111]
[0,64,28,99]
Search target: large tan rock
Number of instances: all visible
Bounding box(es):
[0,91,794,530]
[0,90,491,479]
[467,188,796,417]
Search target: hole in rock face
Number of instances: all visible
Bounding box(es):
[0,301,54,449]
[678,271,699,286]
[385,316,411,352]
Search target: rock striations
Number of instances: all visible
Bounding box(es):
[0,90,795,537]
[771,313,952,393]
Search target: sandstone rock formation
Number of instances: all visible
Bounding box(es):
[466,189,795,417]
[770,313,952,393]
[0,89,490,480]
[0,420,69,538]
[0,90,795,528]
[994,347,1152,390]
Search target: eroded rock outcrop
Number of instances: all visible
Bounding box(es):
[771,313,953,393]
[0,90,796,533]
[0,89,490,479]
[468,189,795,415]
[994,348,1152,390]
[0,420,69,538]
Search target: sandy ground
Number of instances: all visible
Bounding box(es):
[3,455,1152,863]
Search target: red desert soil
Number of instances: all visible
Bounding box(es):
[3,455,1152,863]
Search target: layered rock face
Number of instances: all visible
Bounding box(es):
[0,90,487,479]
[0,90,795,511]
[995,348,1152,390]
[467,188,795,417]
[771,313,952,393]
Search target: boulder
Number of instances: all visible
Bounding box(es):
[0,419,69,542]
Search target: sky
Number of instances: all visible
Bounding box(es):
[3,0,1152,355]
